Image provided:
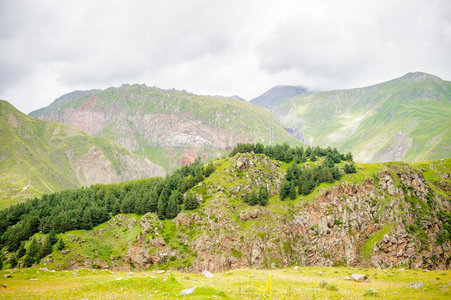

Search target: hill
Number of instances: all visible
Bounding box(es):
[29,85,301,171]
[270,72,451,163]
[0,100,165,207]
[1,145,449,273]
[250,85,308,108]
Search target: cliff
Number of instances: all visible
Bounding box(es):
[42,154,451,272]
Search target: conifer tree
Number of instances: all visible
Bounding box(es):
[258,187,269,206]
[184,193,199,210]
[39,235,53,259]
[166,192,181,219]
[17,241,26,258]
[289,181,297,200]
[48,229,58,246]
[57,238,66,251]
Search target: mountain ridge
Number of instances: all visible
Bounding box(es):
[264,72,451,163]
[0,99,165,207]
[30,84,302,171]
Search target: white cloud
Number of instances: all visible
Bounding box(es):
[0,0,450,113]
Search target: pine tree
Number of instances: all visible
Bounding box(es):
[39,235,53,259]
[249,191,259,206]
[8,254,18,268]
[184,193,199,210]
[258,187,269,206]
[57,238,66,251]
[147,190,159,213]
[48,229,58,246]
[157,196,167,220]
[204,162,215,177]
[289,181,297,200]
[279,181,291,201]
[166,192,181,219]
[17,241,26,258]
[24,237,40,267]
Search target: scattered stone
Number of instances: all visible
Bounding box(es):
[408,282,424,289]
[344,277,351,280]
[0,283,6,289]
[3,274,11,278]
[72,272,78,276]
[351,274,370,282]
[399,268,406,272]
[116,277,122,281]
[40,267,55,272]
[156,270,166,274]
[60,250,70,255]
[180,286,197,296]
[202,270,214,278]
[294,266,299,270]
[29,278,39,281]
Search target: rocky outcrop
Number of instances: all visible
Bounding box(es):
[125,161,450,272]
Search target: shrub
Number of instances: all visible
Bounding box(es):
[363,289,380,297]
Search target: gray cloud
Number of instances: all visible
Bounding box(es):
[0,0,450,113]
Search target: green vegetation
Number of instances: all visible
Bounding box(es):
[0,158,212,259]
[360,225,393,259]
[0,100,163,208]
[0,266,449,299]
[271,72,451,163]
[29,84,302,173]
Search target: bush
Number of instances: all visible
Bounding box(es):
[318,281,339,291]
[363,289,380,297]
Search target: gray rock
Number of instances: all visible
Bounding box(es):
[408,282,424,289]
[180,286,196,296]
[351,274,370,282]
[202,270,214,277]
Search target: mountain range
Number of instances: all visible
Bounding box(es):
[29,84,300,171]
[1,71,450,206]
[254,72,451,163]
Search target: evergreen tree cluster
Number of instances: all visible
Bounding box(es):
[229,142,353,164]
[242,187,269,206]
[278,148,355,200]
[0,158,214,255]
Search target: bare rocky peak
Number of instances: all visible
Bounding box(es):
[399,72,442,82]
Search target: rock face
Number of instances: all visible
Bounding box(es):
[29,84,299,171]
[121,157,451,273]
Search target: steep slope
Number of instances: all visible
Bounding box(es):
[272,72,451,163]
[7,154,450,272]
[0,100,165,207]
[250,85,308,108]
[30,85,301,171]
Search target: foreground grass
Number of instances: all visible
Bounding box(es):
[0,266,449,299]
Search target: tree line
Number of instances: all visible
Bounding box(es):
[0,158,213,255]
[229,142,353,164]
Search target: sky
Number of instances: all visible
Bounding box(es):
[1,0,450,114]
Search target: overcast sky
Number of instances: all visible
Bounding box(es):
[1,0,450,114]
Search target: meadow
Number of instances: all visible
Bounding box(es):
[0,266,449,299]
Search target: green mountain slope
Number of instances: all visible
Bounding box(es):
[0,100,165,207]
[29,85,301,171]
[268,72,451,162]
[3,153,450,273]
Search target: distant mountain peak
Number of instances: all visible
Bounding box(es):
[251,85,308,108]
[399,72,442,82]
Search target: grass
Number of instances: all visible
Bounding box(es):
[0,266,449,299]
[360,225,393,259]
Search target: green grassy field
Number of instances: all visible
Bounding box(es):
[0,266,449,299]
